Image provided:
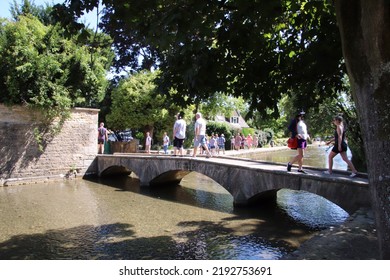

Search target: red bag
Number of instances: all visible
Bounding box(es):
[287,137,298,149]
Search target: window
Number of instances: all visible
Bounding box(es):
[230,116,239,124]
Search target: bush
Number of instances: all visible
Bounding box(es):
[0,16,111,119]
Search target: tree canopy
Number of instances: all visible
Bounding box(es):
[55,0,346,118]
[106,70,179,136]
[9,0,56,25]
[0,9,113,119]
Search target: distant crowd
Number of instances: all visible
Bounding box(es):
[97,109,358,178]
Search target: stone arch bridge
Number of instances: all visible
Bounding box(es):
[96,154,370,214]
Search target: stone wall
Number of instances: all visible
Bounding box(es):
[0,104,99,185]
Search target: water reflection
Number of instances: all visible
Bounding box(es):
[0,176,302,260]
[92,167,348,260]
[0,146,351,260]
[277,189,349,229]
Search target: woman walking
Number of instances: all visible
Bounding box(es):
[145,132,152,154]
[287,111,308,173]
[324,115,358,177]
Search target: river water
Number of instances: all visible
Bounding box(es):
[0,146,350,260]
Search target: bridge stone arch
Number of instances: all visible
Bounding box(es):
[97,155,370,214]
[97,155,277,206]
[100,165,132,176]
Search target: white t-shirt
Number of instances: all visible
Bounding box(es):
[195,118,206,136]
[297,120,308,140]
[163,135,169,145]
[174,119,186,139]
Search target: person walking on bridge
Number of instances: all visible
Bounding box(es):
[173,111,186,156]
[324,115,358,177]
[145,132,152,154]
[192,112,212,158]
[163,132,170,154]
[287,110,308,173]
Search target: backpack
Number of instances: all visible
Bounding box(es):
[99,127,105,136]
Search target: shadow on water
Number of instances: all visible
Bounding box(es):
[0,223,148,260]
[0,220,298,260]
[0,176,317,260]
[88,173,347,230]
[87,174,235,214]
[79,175,324,259]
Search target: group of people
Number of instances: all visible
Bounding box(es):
[287,111,358,177]
[208,133,227,155]
[233,133,258,150]
[97,112,224,157]
[98,110,358,177]
[193,132,226,156]
[170,112,226,158]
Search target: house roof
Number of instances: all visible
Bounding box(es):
[214,110,249,129]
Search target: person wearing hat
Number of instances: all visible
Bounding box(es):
[287,110,309,173]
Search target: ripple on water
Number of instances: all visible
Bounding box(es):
[174,231,289,260]
[277,189,349,230]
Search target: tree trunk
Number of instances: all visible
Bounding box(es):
[335,0,390,259]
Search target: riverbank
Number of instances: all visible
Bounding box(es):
[282,208,379,259]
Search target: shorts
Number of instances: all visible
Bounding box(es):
[194,135,206,147]
[218,145,225,149]
[98,139,105,144]
[173,137,184,148]
[297,139,307,149]
[332,142,348,154]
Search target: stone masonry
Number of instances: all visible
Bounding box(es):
[97,154,370,214]
[0,104,99,185]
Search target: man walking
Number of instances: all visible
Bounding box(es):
[173,112,186,156]
[192,112,212,158]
